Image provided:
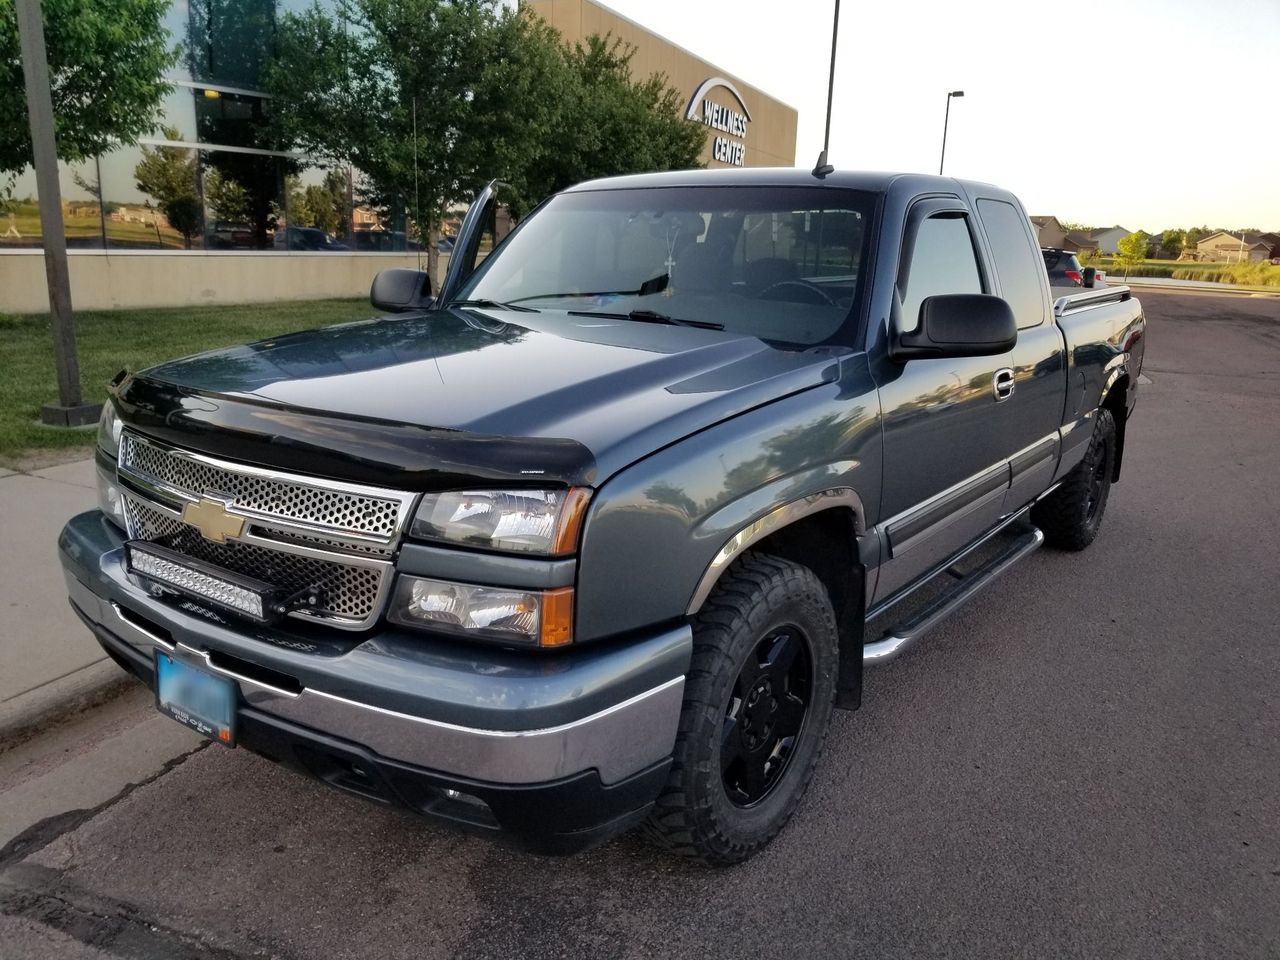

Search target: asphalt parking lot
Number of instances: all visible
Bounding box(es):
[1,288,1278,959]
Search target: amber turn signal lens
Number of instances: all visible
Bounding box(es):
[539,587,574,647]
[551,488,592,555]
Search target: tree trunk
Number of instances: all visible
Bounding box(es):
[427,221,440,295]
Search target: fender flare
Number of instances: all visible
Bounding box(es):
[686,487,866,615]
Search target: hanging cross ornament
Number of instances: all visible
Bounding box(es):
[664,224,680,297]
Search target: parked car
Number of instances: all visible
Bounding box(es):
[206,220,255,249]
[352,229,423,252]
[273,226,349,251]
[64,169,1145,864]
[1042,247,1085,288]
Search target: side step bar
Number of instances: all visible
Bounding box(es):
[863,525,1045,665]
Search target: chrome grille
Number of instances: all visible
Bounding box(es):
[115,430,414,630]
[123,496,386,626]
[119,432,408,547]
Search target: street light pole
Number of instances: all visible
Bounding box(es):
[15,0,99,426]
[939,90,964,176]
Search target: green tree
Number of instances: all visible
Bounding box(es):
[266,0,704,280]
[1160,228,1185,259]
[0,0,177,175]
[203,168,251,224]
[1115,231,1148,278]
[133,126,202,248]
[286,169,349,236]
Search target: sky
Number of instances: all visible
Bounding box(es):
[569,0,1280,232]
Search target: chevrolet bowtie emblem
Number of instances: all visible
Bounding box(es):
[182,497,246,544]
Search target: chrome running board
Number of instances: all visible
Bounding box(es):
[863,524,1045,665]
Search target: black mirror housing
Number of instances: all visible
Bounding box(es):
[892,293,1017,361]
[1082,266,1097,288]
[371,268,434,313]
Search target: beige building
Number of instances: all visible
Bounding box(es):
[526,0,798,170]
[5,0,799,313]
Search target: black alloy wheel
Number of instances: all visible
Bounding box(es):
[645,553,839,865]
[721,628,812,808]
[1032,405,1117,551]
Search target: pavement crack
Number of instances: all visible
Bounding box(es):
[0,741,210,871]
[0,869,281,959]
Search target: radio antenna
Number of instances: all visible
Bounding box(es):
[813,0,839,178]
[413,96,423,272]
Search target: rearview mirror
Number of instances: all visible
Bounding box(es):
[1082,266,1097,288]
[371,268,434,313]
[892,293,1017,361]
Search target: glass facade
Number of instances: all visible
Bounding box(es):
[2,0,411,253]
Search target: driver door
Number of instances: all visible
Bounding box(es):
[871,200,1014,603]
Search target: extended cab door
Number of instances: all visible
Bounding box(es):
[871,199,1014,603]
[970,194,1068,514]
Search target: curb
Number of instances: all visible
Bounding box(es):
[0,659,134,755]
[1115,277,1280,297]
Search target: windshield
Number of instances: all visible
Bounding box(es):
[457,186,876,347]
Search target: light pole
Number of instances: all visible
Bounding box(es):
[939,90,964,176]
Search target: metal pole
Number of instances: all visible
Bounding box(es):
[939,95,952,175]
[822,0,840,157]
[15,0,99,426]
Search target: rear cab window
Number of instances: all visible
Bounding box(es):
[978,199,1046,328]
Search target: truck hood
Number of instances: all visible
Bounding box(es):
[115,308,842,489]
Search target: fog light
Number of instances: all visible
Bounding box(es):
[389,576,573,647]
[96,463,126,529]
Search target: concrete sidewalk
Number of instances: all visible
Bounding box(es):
[0,457,131,749]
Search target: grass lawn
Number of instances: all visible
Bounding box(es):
[0,298,382,464]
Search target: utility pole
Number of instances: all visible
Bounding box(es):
[16,0,100,427]
[939,90,964,176]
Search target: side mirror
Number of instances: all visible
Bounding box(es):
[892,293,1017,361]
[1082,266,1097,288]
[371,268,433,313]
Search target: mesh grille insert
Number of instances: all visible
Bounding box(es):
[123,496,385,625]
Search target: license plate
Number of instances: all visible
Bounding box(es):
[154,651,237,747]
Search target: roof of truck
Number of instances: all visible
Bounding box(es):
[565,167,995,195]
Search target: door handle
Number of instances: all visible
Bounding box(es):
[993,367,1015,402]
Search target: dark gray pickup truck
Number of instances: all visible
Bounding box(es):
[60,168,1145,864]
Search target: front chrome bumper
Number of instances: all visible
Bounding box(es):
[60,511,689,787]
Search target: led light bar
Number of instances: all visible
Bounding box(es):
[125,540,284,623]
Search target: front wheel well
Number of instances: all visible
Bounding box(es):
[736,508,865,709]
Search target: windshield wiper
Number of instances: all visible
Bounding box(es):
[447,298,539,313]
[568,308,724,331]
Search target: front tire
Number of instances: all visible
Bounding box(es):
[644,553,838,865]
[1032,406,1117,551]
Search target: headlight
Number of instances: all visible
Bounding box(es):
[410,488,590,555]
[388,575,573,647]
[97,403,123,459]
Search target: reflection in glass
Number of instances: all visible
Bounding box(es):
[281,167,350,250]
[0,161,106,250]
[103,135,204,250]
[201,150,285,249]
[185,0,276,90]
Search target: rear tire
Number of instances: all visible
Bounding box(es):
[1032,406,1117,551]
[644,553,838,865]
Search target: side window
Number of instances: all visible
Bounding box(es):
[978,199,1045,328]
[900,214,982,330]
